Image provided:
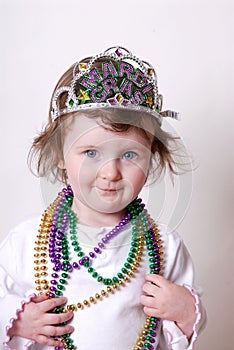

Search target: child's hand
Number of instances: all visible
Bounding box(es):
[8,294,74,347]
[140,274,196,338]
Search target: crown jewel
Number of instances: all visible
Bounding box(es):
[51,46,179,124]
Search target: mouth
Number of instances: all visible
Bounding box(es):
[97,188,118,193]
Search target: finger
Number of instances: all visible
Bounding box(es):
[145,274,169,287]
[143,306,160,318]
[34,334,63,347]
[31,293,49,303]
[142,282,159,296]
[43,323,75,337]
[43,310,74,326]
[39,297,68,313]
[140,295,158,309]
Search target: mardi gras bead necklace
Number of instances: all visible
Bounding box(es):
[34,186,163,350]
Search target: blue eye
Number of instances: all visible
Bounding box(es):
[123,151,137,160]
[86,149,98,158]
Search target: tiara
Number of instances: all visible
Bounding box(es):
[51,46,179,124]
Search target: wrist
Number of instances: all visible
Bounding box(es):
[175,286,197,338]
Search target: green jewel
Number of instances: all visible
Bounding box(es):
[112,276,119,283]
[57,284,65,290]
[149,258,156,262]
[55,290,63,296]
[59,279,67,284]
[88,267,94,273]
[74,246,81,252]
[124,263,131,269]
[77,252,84,257]
[61,272,69,278]
[130,247,137,253]
[146,336,153,341]
[92,272,98,278]
[84,262,90,268]
[121,268,128,274]
[69,99,74,107]
[146,239,153,245]
[55,306,64,313]
[117,272,123,279]
[150,317,157,321]
[97,276,103,282]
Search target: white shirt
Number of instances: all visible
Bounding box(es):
[0,216,206,350]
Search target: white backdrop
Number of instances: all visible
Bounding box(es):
[1,0,233,349]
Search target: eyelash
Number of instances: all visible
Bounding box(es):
[122,151,137,160]
[85,150,137,160]
[85,149,98,158]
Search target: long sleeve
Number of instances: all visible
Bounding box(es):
[157,224,207,349]
[0,219,39,349]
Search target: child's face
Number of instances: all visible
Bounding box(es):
[62,115,153,222]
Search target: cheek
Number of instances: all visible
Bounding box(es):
[125,166,147,189]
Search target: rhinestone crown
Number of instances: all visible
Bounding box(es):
[51,46,179,124]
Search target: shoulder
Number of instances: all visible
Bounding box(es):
[156,221,183,249]
[155,222,195,282]
[1,215,41,248]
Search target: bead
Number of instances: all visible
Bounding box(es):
[77,303,83,309]
[83,300,89,306]
[101,290,107,297]
[67,304,77,311]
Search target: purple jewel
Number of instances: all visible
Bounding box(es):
[52,273,59,278]
[94,247,101,254]
[68,265,73,272]
[51,280,58,285]
[79,259,85,265]
[53,266,60,272]
[108,98,118,105]
[102,237,108,243]
[89,252,95,258]
[48,292,55,298]
[73,262,79,269]
[122,99,130,106]
[115,48,122,56]
[50,286,56,291]
[83,256,90,262]
[98,242,105,249]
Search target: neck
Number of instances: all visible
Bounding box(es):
[71,199,127,228]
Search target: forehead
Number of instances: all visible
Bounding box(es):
[62,114,153,153]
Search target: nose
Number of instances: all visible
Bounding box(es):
[98,159,122,181]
